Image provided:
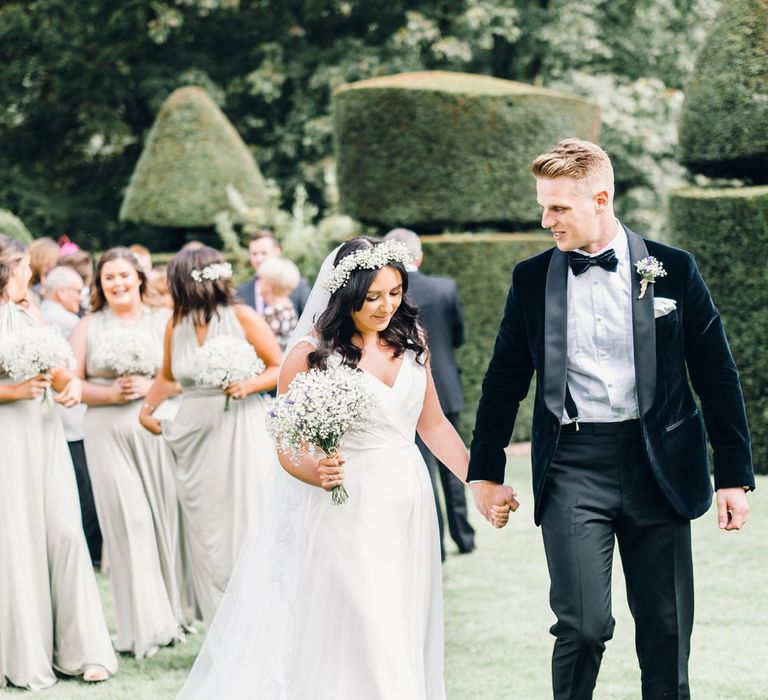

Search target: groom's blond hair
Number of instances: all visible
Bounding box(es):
[531,138,614,195]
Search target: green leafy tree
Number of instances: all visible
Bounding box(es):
[0,0,721,247]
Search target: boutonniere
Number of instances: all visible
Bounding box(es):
[634,256,667,299]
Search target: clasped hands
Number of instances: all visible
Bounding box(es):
[470,481,520,529]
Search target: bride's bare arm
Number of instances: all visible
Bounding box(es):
[416,365,469,482]
[276,341,345,490]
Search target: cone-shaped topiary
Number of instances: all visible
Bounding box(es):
[678,0,768,180]
[420,232,553,442]
[668,185,768,473]
[0,209,33,243]
[333,71,600,229]
[120,86,267,228]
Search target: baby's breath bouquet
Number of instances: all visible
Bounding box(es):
[266,364,376,505]
[92,328,162,377]
[0,326,75,400]
[191,335,266,411]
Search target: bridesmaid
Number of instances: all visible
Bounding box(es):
[69,247,185,659]
[140,246,281,626]
[0,235,117,690]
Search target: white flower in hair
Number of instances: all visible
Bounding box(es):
[191,262,233,283]
[320,240,413,294]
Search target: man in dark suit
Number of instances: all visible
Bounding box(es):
[384,228,475,559]
[236,229,311,318]
[469,139,754,699]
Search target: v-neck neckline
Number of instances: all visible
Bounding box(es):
[359,354,406,390]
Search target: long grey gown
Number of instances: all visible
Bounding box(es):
[83,306,184,658]
[0,302,117,691]
[161,305,276,626]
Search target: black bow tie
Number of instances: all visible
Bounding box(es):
[567,249,619,276]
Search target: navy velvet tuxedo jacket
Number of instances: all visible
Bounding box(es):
[467,225,754,525]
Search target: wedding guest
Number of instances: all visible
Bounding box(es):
[59,250,94,314]
[145,265,173,310]
[40,266,103,566]
[469,138,754,699]
[236,229,311,318]
[27,236,60,305]
[69,247,186,659]
[128,244,153,277]
[384,228,475,559]
[139,246,281,626]
[177,237,510,699]
[0,235,116,690]
[257,256,300,351]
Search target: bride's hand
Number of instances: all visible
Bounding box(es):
[317,454,345,491]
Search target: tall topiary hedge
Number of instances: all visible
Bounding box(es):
[678,0,768,179]
[120,86,267,228]
[0,209,33,243]
[420,233,553,443]
[668,186,768,474]
[333,72,600,229]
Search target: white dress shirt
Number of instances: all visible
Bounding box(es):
[563,222,639,424]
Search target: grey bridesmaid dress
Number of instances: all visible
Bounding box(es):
[0,302,117,690]
[83,306,184,658]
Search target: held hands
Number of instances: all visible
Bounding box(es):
[54,377,82,407]
[138,409,162,436]
[470,480,520,529]
[716,488,750,531]
[111,375,153,403]
[317,454,346,492]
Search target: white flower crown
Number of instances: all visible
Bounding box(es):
[320,240,413,294]
[191,262,233,283]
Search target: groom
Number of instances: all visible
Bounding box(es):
[468,138,755,699]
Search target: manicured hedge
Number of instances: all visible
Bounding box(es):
[120,86,267,228]
[678,0,768,180]
[420,233,554,443]
[668,185,768,474]
[333,71,600,228]
[0,209,33,243]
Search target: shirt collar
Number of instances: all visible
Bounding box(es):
[575,220,626,260]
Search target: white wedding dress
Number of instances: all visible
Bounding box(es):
[178,344,445,700]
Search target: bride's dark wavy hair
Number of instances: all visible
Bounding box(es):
[308,236,427,370]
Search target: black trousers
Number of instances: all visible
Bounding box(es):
[540,421,693,700]
[417,412,475,560]
[67,440,103,566]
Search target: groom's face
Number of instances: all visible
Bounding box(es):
[536,177,601,253]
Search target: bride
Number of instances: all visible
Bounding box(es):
[178,236,513,699]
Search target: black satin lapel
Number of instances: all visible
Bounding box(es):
[625,225,656,417]
[544,249,568,419]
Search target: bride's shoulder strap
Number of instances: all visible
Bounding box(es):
[298,335,319,349]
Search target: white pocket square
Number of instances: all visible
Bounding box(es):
[653,297,677,318]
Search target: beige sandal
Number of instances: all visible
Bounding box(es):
[83,665,109,682]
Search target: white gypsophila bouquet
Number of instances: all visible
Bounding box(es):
[266,364,376,505]
[191,334,266,411]
[0,325,75,400]
[91,328,162,377]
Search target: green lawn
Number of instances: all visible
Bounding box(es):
[9,457,767,698]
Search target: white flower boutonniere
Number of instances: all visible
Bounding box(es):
[634,256,667,299]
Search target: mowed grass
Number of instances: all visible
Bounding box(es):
[7,457,767,699]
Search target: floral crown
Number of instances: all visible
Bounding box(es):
[191,262,233,283]
[320,240,413,294]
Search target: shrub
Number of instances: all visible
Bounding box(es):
[119,86,267,228]
[0,209,33,243]
[668,185,768,474]
[678,0,768,180]
[333,71,600,229]
[420,232,554,442]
